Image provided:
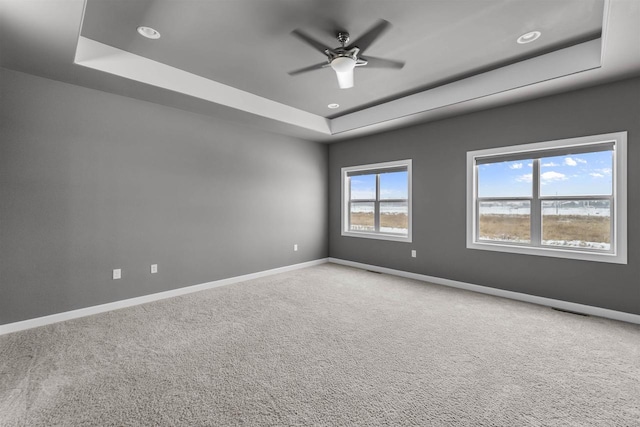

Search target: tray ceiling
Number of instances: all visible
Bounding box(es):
[1,0,639,142]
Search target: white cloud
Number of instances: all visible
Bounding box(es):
[541,171,567,182]
[527,163,533,168]
[542,162,559,167]
[564,157,587,166]
[516,173,532,183]
[509,163,523,169]
[590,173,605,178]
[597,168,612,176]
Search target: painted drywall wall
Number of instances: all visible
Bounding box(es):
[329,76,640,315]
[0,68,328,325]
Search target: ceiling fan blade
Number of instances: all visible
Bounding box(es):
[288,62,329,76]
[291,29,331,55]
[346,19,391,53]
[360,56,405,69]
[335,69,354,89]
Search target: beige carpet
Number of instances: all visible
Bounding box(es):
[1,263,639,426]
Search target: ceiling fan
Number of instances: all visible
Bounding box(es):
[288,19,405,89]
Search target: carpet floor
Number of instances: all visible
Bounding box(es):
[1,263,639,426]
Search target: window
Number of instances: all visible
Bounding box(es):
[467,132,627,264]
[342,160,412,242]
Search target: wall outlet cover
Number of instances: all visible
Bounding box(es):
[151,264,158,274]
[113,269,122,280]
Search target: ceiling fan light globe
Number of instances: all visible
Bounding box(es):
[331,57,356,73]
[335,70,354,89]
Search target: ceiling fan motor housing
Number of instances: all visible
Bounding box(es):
[337,32,350,46]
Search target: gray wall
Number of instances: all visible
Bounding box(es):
[329,77,640,315]
[1,68,328,325]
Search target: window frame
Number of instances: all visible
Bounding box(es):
[341,159,412,242]
[466,132,627,264]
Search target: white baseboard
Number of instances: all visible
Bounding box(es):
[328,258,640,325]
[0,258,330,336]
[4,256,636,335]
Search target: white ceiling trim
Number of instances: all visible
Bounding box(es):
[330,40,602,135]
[75,37,332,135]
[75,37,601,136]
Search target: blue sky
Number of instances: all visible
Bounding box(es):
[351,171,408,200]
[478,151,613,197]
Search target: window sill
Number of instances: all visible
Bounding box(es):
[467,240,626,264]
[342,231,412,243]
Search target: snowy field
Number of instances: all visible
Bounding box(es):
[480,206,610,217]
[479,236,610,251]
[353,204,610,217]
[350,225,407,234]
[351,203,407,214]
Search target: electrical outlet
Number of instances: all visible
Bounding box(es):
[113,269,122,280]
[411,250,417,258]
[151,264,158,274]
[294,244,298,251]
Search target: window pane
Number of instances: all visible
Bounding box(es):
[542,200,611,250]
[478,201,530,243]
[350,202,375,232]
[380,201,408,235]
[540,151,613,196]
[380,171,408,200]
[478,160,533,197]
[350,174,376,200]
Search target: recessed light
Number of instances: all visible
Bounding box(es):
[328,103,340,109]
[517,31,541,44]
[137,26,161,40]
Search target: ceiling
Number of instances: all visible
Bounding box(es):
[80,0,603,118]
[1,0,639,142]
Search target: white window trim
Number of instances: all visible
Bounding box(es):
[341,159,412,243]
[466,132,627,264]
